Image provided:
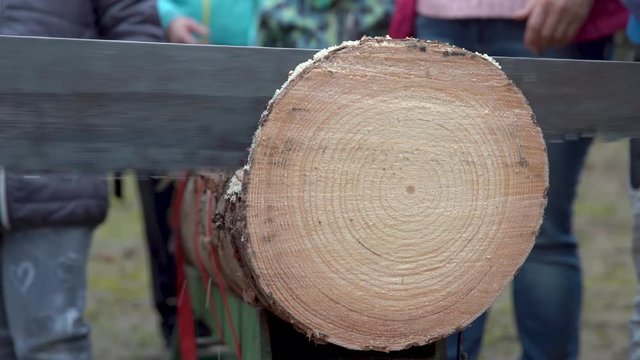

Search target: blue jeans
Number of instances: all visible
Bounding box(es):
[415,17,612,360]
[0,227,92,360]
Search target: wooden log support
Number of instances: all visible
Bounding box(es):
[179,37,548,352]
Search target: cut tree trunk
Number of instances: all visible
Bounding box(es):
[179,37,548,351]
[180,172,251,299]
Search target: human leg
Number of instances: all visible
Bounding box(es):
[2,227,92,360]
[0,235,16,359]
[138,177,177,346]
[630,135,640,360]
[509,35,611,360]
[513,138,591,360]
[629,46,640,360]
[445,314,487,360]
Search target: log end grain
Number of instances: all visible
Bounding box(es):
[234,37,548,351]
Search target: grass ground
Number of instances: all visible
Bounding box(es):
[87,180,165,360]
[87,140,635,359]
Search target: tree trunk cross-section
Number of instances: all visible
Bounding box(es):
[180,37,548,352]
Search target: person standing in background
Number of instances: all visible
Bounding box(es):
[136,176,180,348]
[0,1,163,359]
[391,0,627,359]
[139,0,262,348]
[622,2,640,359]
[626,0,640,49]
[158,0,261,45]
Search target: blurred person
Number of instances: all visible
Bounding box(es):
[0,1,162,359]
[623,2,640,359]
[158,0,260,44]
[136,176,179,347]
[139,0,261,347]
[625,0,640,48]
[390,0,628,359]
[259,0,394,49]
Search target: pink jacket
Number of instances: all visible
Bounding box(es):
[389,0,628,43]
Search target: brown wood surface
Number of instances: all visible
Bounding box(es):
[180,173,252,300]
[181,37,548,352]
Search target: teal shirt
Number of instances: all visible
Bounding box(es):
[629,16,640,45]
[157,0,260,45]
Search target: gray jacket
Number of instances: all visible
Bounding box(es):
[0,0,164,231]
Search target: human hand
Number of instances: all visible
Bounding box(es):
[167,17,208,44]
[516,0,594,54]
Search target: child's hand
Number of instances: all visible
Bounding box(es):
[167,17,208,44]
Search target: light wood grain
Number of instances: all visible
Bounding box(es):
[182,37,548,351]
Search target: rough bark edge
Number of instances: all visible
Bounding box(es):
[179,172,256,301]
[221,36,549,351]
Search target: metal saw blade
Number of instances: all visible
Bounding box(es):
[0,35,639,172]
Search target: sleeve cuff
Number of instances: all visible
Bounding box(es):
[157,0,182,29]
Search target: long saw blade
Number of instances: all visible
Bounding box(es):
[0,35,639,172]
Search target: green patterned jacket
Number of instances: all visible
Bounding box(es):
[259,0,395,48]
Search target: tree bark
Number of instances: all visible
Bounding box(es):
[179,37,548,351]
